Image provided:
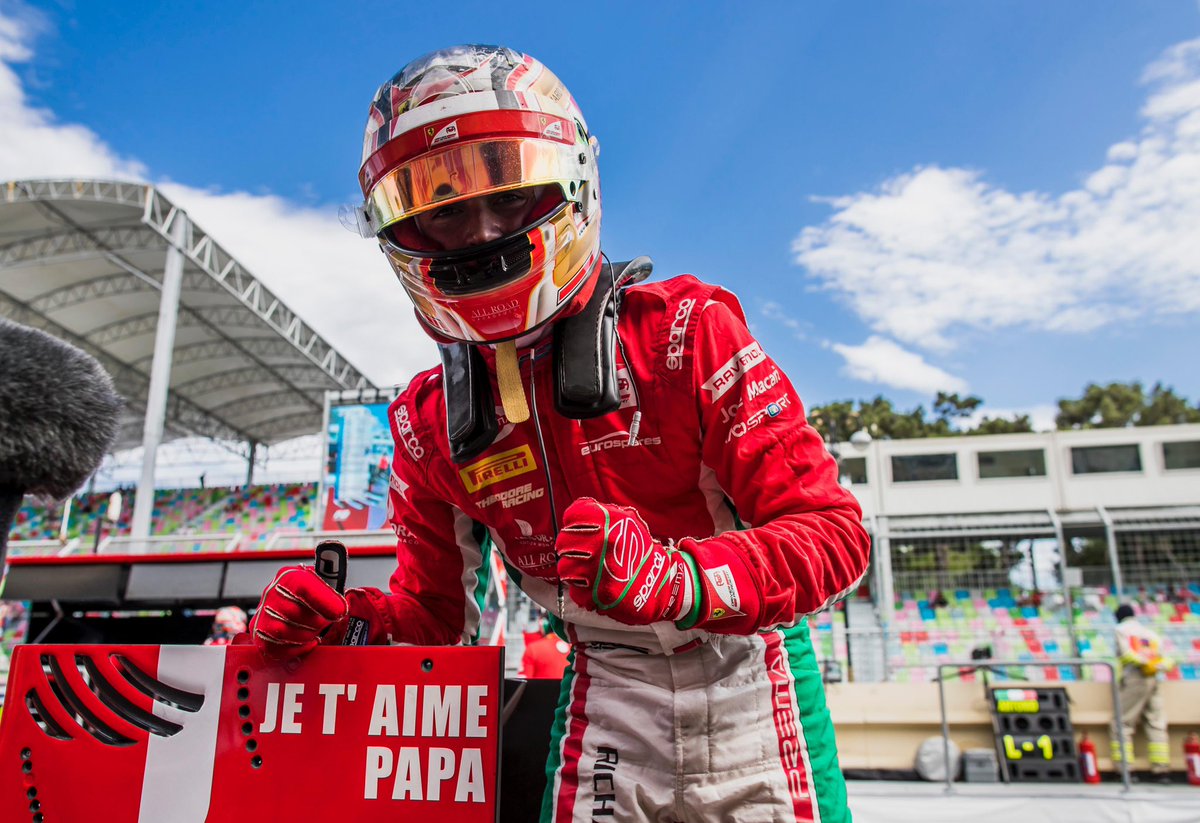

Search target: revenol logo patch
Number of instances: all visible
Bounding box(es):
[459,445,538,493]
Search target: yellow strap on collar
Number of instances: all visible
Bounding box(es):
[495,341,530,423]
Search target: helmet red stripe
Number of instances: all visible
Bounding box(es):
[360,110,576,192]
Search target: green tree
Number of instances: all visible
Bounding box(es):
[808,395,927,441]
[807,400,860,443]
[809,381,1194,442]
[933,392,982,423]
[859,395,929,439]
[967,414,1035,435]
[1056,381,1146,429]
[811,394,1021,439]
[1138,382,1200,426]
[930,392,983,435]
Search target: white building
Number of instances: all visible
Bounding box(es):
[825,424,1200,629]
[836,423,1200,519]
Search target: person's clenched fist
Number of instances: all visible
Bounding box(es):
[250,566,348,659]
[555,498,700,627]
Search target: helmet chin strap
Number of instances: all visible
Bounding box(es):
[439,256,653,464]
[494,341,530,424]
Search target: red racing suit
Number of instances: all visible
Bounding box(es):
[358,274,870,821]
[520,632,572,679]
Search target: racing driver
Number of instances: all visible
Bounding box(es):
[250,44,870,822]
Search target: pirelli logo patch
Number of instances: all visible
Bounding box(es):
[459,445,538,493]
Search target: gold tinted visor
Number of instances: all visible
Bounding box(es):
[364,138,585,234]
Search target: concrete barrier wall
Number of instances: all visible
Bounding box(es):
[826,680,1200,771]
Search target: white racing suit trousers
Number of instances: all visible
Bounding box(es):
[541,621,850,822]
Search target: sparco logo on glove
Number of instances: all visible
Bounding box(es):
[634,552,667,610]
[602,515,652,583]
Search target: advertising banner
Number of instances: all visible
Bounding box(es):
[322,402,393,531]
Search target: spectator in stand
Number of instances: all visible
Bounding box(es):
[1081,589,1106,614]
[1110,603,1175,781]
[204,606,248,646]
[928,589,949,609]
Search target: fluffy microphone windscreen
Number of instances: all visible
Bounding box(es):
[0,318,124,500]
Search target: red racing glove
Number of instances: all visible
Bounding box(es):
[556,498,765,632]
[250,566,390,659]
[556,499,702,628]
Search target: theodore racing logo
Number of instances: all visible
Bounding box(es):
[459,445,537,493]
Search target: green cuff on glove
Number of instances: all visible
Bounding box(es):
[673,550,704,631]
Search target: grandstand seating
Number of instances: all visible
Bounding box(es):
[184,483,314,545]
[10,489,1199,688]
[885,585,1200,682]
[811,604,848,673]
[10,483,317,549]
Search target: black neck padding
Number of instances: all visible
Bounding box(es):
[552,261,622,420]
[439,343,499,465]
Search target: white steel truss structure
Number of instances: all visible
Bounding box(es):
[0,179,376,452]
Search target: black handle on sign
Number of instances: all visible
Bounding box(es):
[314,540,348,595]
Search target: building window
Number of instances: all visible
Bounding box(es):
[839,457,868,485]
[891,453,958,483]
[1070,444,1141,474]
[1163,441,1200,470]
[977,449,1047,479]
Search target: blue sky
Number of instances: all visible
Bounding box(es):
[4,0,1200,432]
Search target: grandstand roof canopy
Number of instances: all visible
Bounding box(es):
[1,179,378,451]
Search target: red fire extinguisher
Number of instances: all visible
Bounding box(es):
[1079,733,1101,784]
[1185,732,1200,786]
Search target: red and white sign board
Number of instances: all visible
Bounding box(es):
[0,644,503,822]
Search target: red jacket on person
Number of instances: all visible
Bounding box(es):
[350,275,869,652]
[520,632,571,679]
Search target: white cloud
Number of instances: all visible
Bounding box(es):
[0,11,146,180]
[795,36,1200,354]
[829,336,969,395]
[760,300,808,339]
[0,9,435,386]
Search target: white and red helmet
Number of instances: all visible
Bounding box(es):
[213,606,247,635]
[354,45,603,344]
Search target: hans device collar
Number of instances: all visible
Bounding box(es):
[438,257,653,464]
